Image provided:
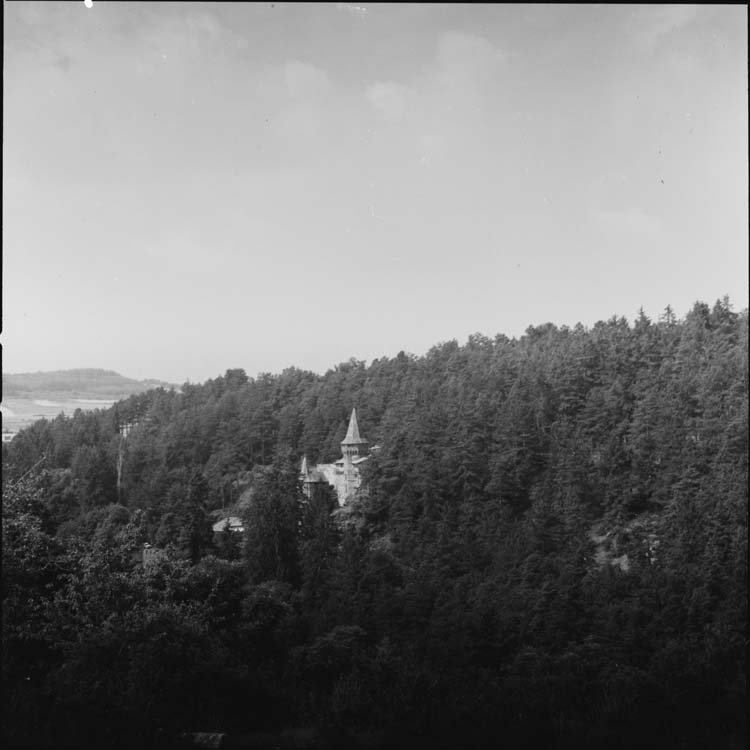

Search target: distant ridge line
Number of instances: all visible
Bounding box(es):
[2,369,178,400]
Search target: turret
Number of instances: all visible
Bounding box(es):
[340,408,369,501]
[341,408,368,458]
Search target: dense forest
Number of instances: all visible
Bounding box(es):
[2,300,747,750]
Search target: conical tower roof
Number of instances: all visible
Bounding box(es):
[300,455,309,477]
[341,408,368,445]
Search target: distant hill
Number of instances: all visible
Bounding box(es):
[2,368,176,400]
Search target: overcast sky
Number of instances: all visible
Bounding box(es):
[3,3,747,384]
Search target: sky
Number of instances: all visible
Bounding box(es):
[3,2,748,384]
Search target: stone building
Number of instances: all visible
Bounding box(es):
[300,408,371,505]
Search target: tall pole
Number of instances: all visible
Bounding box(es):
[116,422,130,504]
[14,453,48,485]
[117,431,124,503]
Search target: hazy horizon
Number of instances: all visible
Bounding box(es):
[4,3,748,384]
[2,294,748,387]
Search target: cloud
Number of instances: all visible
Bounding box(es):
[15,2,47,28]
[5,4,234,76]
[245,60,337,158]
[364,30,504,159]
[435,30,505,93]
[135,8,234,65]
[184,11,223,38]
[366,81,413,122]
[284,60,332,101]
[629,5,703,49]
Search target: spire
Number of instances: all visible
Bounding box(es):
[300,455,309,477]
[341,408,368,445]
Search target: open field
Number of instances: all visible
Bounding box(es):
[1,396,116,434]
[2,369,177,440]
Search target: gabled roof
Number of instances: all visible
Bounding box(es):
[341,408,368,445]
[212,516,244,533]
[307,468,327,483]
[301,455,326,482]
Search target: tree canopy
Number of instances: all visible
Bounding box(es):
[2,302,747,749]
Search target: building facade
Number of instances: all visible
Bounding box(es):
[300,408,371,505]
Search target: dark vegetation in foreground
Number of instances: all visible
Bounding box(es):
[2,301,747,749]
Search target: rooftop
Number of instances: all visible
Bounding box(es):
[341,407,368,445]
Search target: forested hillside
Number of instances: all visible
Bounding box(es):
[3,300,747,750]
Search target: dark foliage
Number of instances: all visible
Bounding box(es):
[2,300,747,749]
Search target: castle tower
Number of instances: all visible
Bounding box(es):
[340,408,369,501]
